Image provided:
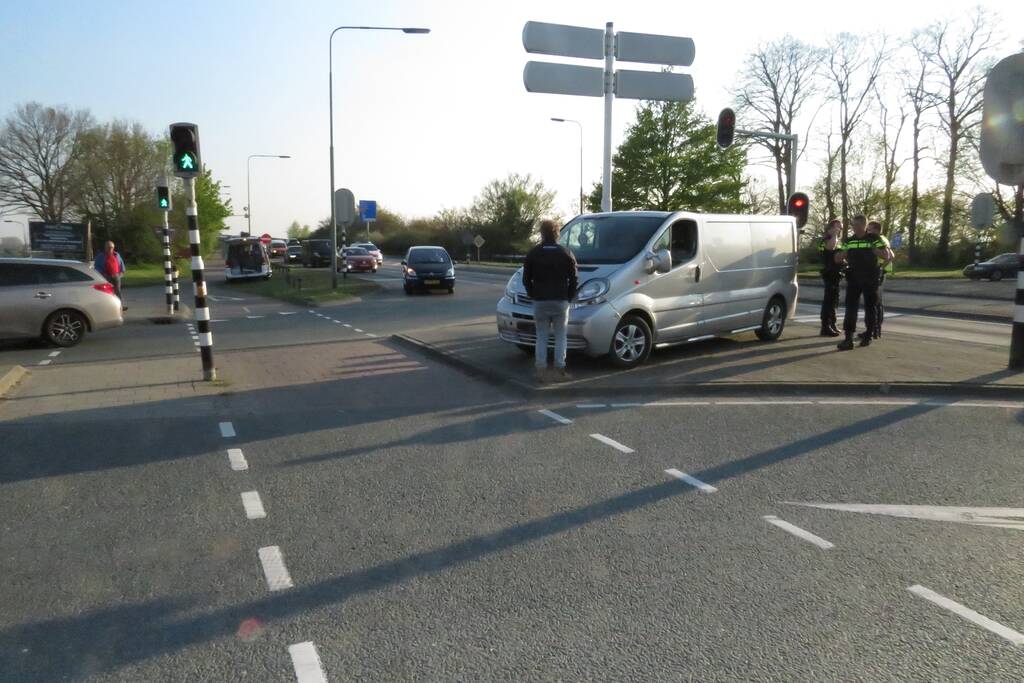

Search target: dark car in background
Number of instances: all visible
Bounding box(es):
[402,246,455,295]
[302,239,334,268]
[286,245,302,264]
[963,253,1019,281]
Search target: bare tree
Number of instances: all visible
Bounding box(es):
[874,92,910,236]
[903,33,939,265]
[733,36,823,211]
[920,9,998,263]
[0,102,93,222]
[825,33,888,234]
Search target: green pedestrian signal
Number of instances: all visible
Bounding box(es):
[159,198,169,208]
[156,184,172,211]
[177,152,196,171]
[169,122,201,178]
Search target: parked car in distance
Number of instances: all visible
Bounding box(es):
[286,245,303,264]
[224,238,272,281]
[0,257,123,347]
[402,246,455,295]
[287,238,302,247]
[302,239,335,268]
[353,242,383,266]
[963,253,1020,281]
[341,247,378,273]
[269,239,288,259]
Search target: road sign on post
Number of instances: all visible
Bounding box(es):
[523,20,696,213]
[260,233,272,245]
[473,234,485,262]
[358,200,377,221]
[334,188,355,282]
[970,193,995,230]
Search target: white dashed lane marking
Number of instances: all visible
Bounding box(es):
[289,642,328,683]
[589,433,634,453]
[241,491,267,519]
[762,515,833,548]
[258,546,294,591]
[38,359,51,366]
[908,585,1024,645]
[538,409,572,425]
[227,448,248,471]
[48,351,61,357]
[665,468,718,493]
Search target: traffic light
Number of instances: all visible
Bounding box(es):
[787,192,810,229]
[157,184,172,211]
[169,122,201,178]
[717,108,736,149]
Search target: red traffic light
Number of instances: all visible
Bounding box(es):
[717,108,736,149]
[786,192,810,228]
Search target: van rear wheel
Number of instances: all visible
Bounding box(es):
[608,315,652,368]
[755,297,786,341]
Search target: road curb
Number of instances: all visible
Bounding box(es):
[0,365,28,398]
[391,334,1024,401]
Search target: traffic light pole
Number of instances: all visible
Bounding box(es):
[161,212,174,316]
[1011,217,1024,370]
[600,22,614,213]
[172,267,180,312]
[184,177,216,381]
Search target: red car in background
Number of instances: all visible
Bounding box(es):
[341,246,378,273]
[269,239,288,259]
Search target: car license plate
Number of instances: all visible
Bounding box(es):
[425,279,440,285]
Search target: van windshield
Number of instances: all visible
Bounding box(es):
[558,215,666,264]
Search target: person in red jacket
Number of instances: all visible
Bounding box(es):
[94,240,126,310]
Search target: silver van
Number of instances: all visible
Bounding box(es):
[496,211,798,367]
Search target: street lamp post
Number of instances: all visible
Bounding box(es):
[329,24,429,288]
[2,219,28,255]
[246,155,290,236]
[551,118,584,214]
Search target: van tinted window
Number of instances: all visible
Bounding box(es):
[559,215,664,264]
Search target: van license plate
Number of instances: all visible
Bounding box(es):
[425,279,440,285]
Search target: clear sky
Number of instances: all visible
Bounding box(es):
[0,0,1020,240]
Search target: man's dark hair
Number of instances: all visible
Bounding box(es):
[539,219,559,243]
[852,214,867,224]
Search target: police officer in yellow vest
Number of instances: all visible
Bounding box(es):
[834,214,890,350]
[866,220,894,338]
[818,218,843,337]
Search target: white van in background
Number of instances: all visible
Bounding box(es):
[496,211,799,368]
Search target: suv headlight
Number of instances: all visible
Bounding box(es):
[505,270,523,302]
[574,278,610,306]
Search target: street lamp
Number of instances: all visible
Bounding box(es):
[246,155,290,236]
[551,117,584,215]
[2,219,28,255]
[329,25,430,288]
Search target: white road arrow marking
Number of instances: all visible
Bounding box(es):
[786,503,1024,531]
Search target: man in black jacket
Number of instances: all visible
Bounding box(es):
[523,219,579,381]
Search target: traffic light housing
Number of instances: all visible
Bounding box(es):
[717,108,736,149]
[169,122,201,178]
[157,184,172,211]
[787,192,810,229]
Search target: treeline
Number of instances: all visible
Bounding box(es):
[730,8,1022,265]
[0,103,231,261]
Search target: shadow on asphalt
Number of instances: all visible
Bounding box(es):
[1,368,1019,679]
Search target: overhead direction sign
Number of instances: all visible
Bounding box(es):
[522,21,604,60]
[359,199,377,221]
[615,69,694,101]
[615,31,695,66]
[524,61,604,97]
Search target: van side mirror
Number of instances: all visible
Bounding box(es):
[400,260,407,267]
[647,249,671,274]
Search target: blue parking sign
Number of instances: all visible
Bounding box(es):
[892,233,903,249]
[359,200,377,221]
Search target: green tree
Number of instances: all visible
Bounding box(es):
[470,173,557,253]
[286,220,311,239]
[169,168,231,258]
[587,98,747,213]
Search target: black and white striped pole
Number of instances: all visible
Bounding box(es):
[172,268,180,312]
[170,122,215,380]
[1012,217,1024,370]
[157,180,174,315]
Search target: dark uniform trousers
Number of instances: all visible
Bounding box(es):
[843,271,879,336]
[820,270,842,328]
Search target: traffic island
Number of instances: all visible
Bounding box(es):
[391,319,1024,400]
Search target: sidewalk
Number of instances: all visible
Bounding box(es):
[393,318,1024,399]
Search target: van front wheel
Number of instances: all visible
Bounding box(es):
[608,315,652,368]
[755,297,786,341]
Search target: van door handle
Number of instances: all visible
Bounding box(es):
[694,266,701,283]
[34,291,53,299]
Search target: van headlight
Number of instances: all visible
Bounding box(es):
[445,267,455,277]
[574,278,609,306]
[505,270,523,302]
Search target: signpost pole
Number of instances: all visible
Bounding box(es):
[1011,216,1024,369]
[172,267,180,312]
[184,177,216,381]
[601,22,614,213]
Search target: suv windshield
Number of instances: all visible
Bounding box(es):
[309,240,332,254]
[558,214,667,264]
[408,248,450,264]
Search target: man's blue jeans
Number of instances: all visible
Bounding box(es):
[533,299,570,369]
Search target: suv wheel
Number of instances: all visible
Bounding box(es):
[44,309,87,347]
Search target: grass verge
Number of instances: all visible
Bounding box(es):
[122,259,189,287]
[226,267,378,306]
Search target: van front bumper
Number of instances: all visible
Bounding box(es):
[495,295,620,357]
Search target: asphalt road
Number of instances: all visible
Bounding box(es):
[2,259,1022,681]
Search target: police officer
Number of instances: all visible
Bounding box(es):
[818,218,843,337]
[834,214,889,350]
[866,220,894,338]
